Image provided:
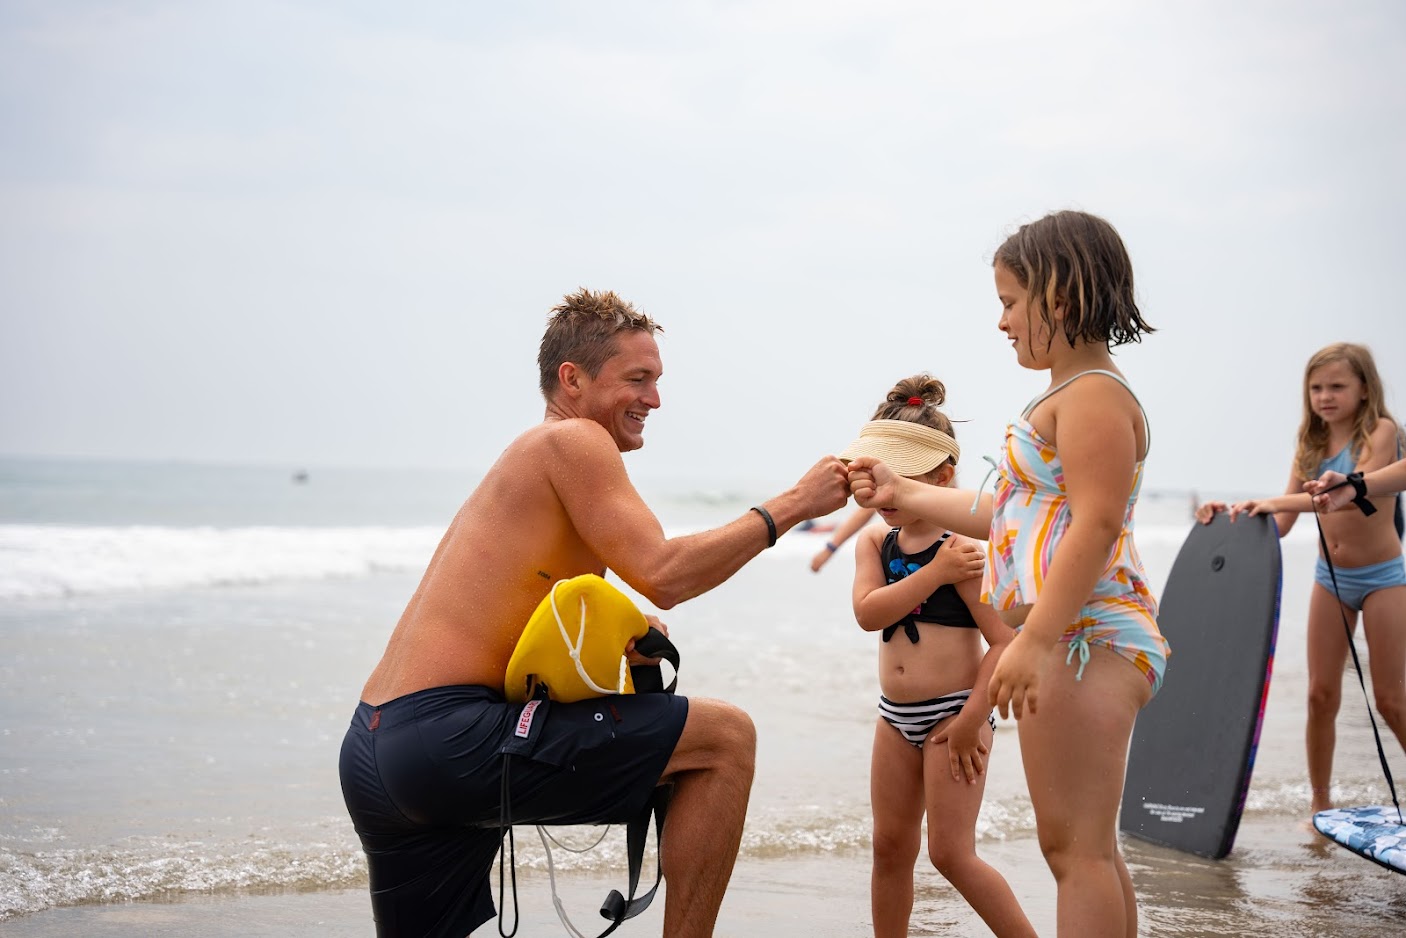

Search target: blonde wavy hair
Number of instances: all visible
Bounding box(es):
[1293,343,1402,480]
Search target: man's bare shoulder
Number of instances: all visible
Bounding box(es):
[510,418,613,450]
[493,419,606,461]
[493,419,623,481]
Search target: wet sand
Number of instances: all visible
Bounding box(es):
[7,802,1405,936]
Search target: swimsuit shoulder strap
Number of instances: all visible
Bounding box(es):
[1021,369,1152,455]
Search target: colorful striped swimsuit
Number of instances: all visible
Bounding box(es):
[980,369,1170,694]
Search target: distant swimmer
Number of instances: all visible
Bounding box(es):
[808,506,879,572]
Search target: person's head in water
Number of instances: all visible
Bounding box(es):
[538,288,665,453]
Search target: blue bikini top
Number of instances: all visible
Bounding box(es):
[1318,438,1406,539]
[1318,443,1355,476]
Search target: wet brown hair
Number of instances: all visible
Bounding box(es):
[871,373,958,469]
[1293,343,1402,480]
[537,288,662,398]
[993,210,1154,351]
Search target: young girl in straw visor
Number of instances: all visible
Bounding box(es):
[848,211,1168,937]
[842,374,1033,938]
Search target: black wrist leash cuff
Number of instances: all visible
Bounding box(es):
[1346,471,1378,516]
[1323,471,1377,516]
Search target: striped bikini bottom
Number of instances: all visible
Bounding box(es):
[878,691,997,748]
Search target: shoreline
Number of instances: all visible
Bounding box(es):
[4,814,1402,937]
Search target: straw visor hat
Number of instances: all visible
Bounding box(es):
[839,420,960,477]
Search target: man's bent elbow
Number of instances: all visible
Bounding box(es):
[632,565,713,610]
[646,591,681,612]
[634,577,687,611]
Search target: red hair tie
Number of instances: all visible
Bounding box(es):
[907,396,924,407]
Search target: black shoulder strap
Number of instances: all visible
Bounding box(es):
[597,784,672,934]
[594,625,679,934]
[880,526,900,566]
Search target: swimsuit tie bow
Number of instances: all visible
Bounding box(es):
[1065,630,1092,681]
[970,455,1000,514]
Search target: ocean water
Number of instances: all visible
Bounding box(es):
[2,456,1404,934]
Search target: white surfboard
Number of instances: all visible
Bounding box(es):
[1313,805,1406,874]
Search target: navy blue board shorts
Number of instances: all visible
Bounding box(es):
[339,685,689,937]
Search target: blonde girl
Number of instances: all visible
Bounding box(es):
[842,374,1032,938]
[1197,343,1406,815]
[848,211,1167,938]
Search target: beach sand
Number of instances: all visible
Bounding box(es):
[4,809,1402,936]
[8,672,1404,938]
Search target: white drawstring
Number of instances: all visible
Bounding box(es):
[537,825,611,938]
[970,455,1000,514]
[549,580,629,696]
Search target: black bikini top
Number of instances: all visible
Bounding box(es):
[879,528,980,643]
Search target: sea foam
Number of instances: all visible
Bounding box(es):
[0,524,442,600]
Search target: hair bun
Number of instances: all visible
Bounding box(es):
[887,375,947,408]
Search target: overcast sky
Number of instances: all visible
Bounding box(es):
[2,0,1403,497]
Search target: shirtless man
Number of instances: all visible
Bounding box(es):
[339,289,851,937]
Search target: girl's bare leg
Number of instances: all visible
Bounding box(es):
[923,722,1035,938]
[870,718,925,938]
[1362,584,1406,752]
[1018,647,1149,938]
[1305,584,1354,813]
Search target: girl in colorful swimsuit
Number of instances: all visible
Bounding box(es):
[1197,342,1406,815]
[848,211,1167,937]
[842,374,1033,938]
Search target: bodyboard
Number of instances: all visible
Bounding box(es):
[1313,806,1406,874]
[1120,512,1282,858]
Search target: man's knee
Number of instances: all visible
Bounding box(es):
[703,698,757,769]
[667,697,756,777]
